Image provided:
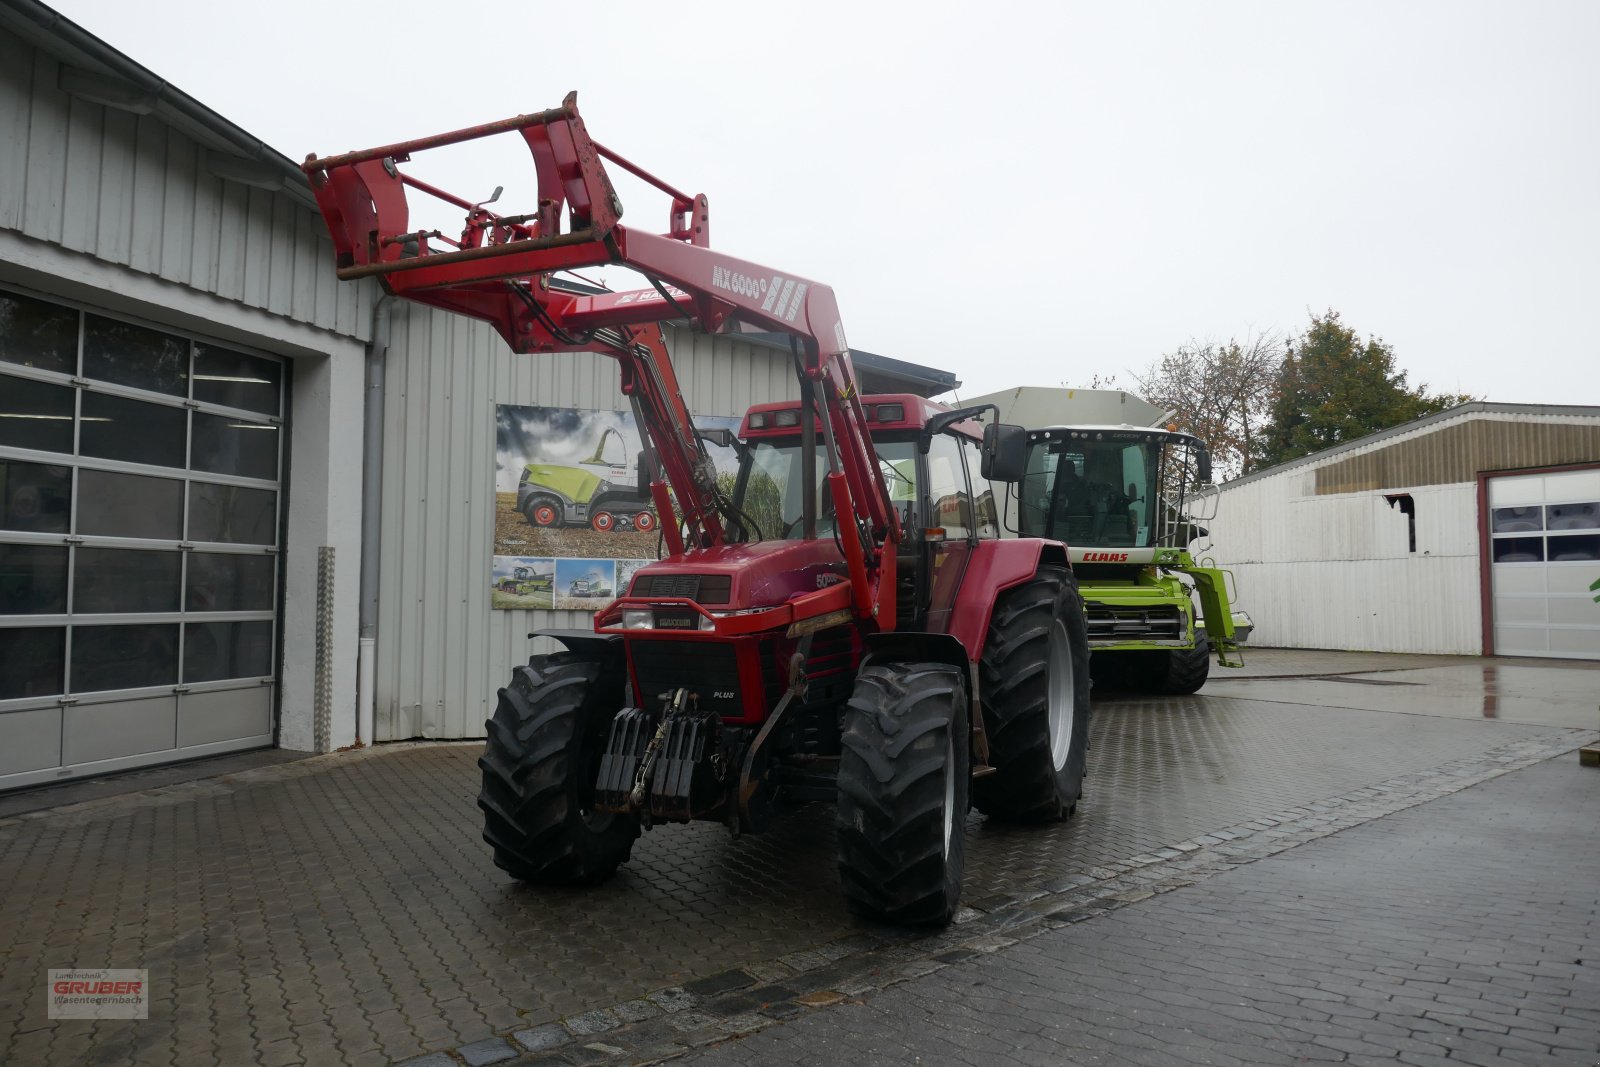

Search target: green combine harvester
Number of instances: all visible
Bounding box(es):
[969,387,1251,694]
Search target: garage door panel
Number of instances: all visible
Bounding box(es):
[1491,566,1546,595]
[1549,628,1600,657]
[1548,598,1600,627]
[1,284,283,792]
[1487,467,1600,661]
[1495,626,1548,656]
[1492,596,1546,624]
[1488,476,1547,507]
[0,707,63,775]
[63,695,177,764]
[1542,469,1600,501]
[179,687,272,748]
[1546,567,1600,596]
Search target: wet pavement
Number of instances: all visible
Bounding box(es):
[0,649,1595,1066]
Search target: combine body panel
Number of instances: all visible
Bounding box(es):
[305,97,1093,925]
[967,387,1250,694]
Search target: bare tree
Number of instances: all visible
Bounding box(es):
[1133,332,1283,480]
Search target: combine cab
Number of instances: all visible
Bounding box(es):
[304,96,1093,925]
[970,387,1250,694]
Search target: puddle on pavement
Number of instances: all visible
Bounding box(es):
[1205,662,1600,729]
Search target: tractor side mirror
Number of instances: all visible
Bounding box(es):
[982,423,1028,482]
[1196,446,1213,484]
[698,427,735,449]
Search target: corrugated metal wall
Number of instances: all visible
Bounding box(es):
[1315,417,1600,494]
[1209,410,1600,655]
[0,31,370,341]
[374,311,800,740]
[1206,472,1482,653]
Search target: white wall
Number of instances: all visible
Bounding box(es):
[1206,469,1483,654]
[373,311,801,740]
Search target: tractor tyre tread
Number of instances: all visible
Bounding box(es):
[476,651,637,884]
[973,564,1091,822]
[835,661,969,927]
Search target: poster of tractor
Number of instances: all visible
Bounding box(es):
[492,404,741,611]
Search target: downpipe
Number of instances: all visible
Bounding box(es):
[357,295,395,746]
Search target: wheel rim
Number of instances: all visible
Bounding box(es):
[534,505,556,526]
[1047,618,1075,771]
[593,512,613,531]
[942,730,956,857]
[634,511,655,532]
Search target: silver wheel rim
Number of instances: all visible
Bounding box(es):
[942,730,956,857]
[1047,618,1075,771]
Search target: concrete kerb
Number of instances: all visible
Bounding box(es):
[392,727,1598,1067]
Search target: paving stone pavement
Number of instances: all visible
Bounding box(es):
[668,749,1600,1067]
[0,652,1594,1066]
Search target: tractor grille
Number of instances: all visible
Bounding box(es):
[629,573,731,604]
[630,640,742,716]
[1084,603,1185,642]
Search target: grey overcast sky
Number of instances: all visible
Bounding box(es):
[50,0,1600,406]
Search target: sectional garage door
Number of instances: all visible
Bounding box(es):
[1487,465,1600,660]
[0,286,283,789]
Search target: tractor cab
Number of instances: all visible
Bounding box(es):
[730,395,1006,633]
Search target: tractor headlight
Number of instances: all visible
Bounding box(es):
[622,609,654,630]
[698,614,717,631]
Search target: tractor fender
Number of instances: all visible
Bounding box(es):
[946,538,1069,662]
[861,631,970,672]
[527,628,624,662]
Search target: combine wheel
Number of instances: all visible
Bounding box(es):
[1154,629,1212,695]
[522,495,561,528]
[477,651,637,884]
[632,508,657,533]
[590,509,617,533]
[835,661,970,927]
[974,564,1091,822]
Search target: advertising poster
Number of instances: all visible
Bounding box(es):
[492,404,740,611]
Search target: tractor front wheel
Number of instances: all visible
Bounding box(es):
[477,650,637,884]
[974,564,1091,822]
[836,661,970,926]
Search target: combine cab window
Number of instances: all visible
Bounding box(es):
[1019,436,1161,548]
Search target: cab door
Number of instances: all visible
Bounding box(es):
[923,432,975,634]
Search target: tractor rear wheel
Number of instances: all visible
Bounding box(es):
[836,661,970,927]
[974,564,1091,822]
[477,650,637,884]
[1154,629,1212,695]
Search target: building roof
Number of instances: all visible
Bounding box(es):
[1225,402,1600,489]
[1,0,317,208]
[3,1,962,395]
[720,331,960,398]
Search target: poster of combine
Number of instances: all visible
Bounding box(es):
[492,404,739,611]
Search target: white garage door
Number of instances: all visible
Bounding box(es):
[1487,466,1600,660]
[1,286,282,790]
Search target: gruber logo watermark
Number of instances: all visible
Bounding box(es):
[48,969,149,1019]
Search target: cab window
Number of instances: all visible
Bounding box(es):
[926,433,972,540]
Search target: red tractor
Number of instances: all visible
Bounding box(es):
[303,95,1091,926]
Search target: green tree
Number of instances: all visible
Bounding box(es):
[1255,310,1473,470]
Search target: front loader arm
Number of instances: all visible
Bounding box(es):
[302,93,899,624]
